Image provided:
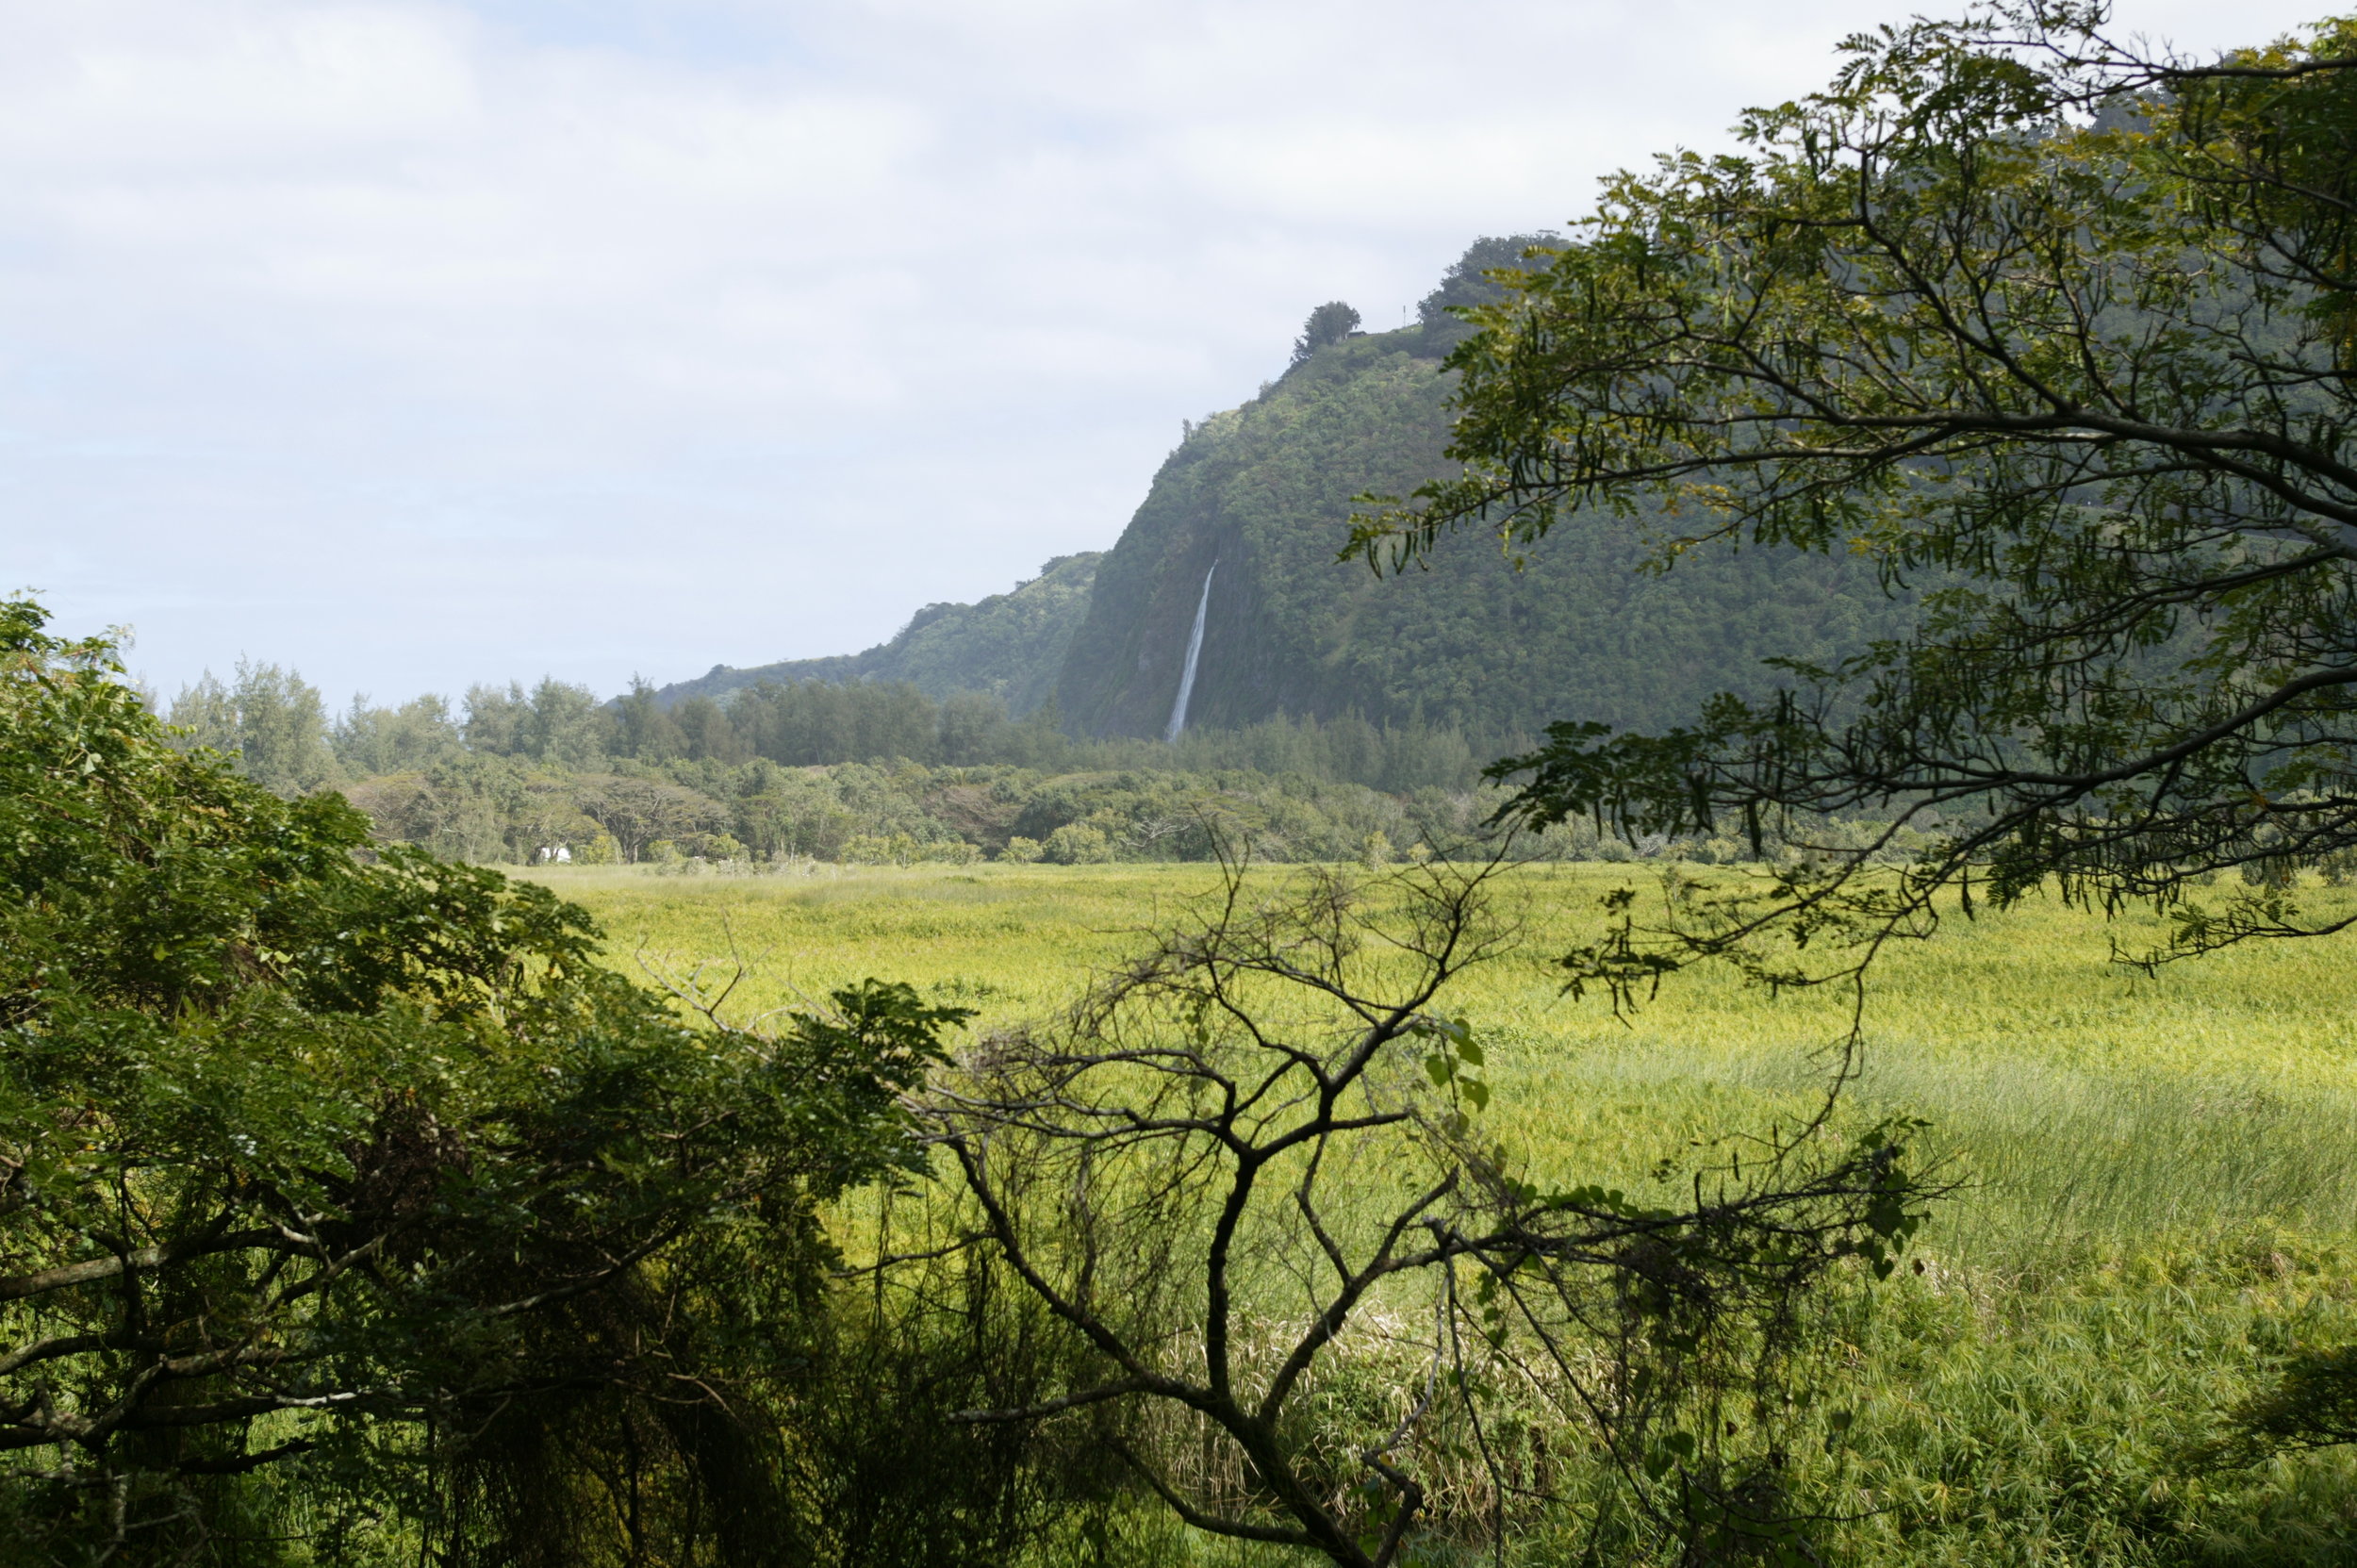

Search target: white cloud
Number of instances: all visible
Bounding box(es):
[0,0,2324,700]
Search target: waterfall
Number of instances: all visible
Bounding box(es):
[1162,562,1217,744]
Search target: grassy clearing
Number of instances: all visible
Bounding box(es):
[525,861,2357,1564]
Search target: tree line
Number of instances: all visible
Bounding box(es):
[157,660,1508,868]
[166,661,1486,801]
[167,658,1946,872]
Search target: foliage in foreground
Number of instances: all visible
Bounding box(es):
[1356,0,2357,991]
[0,595,1055,1564]
[928,852,1936,1568]
[549,859,2357,1568]
[0,588,1987,1566]
[1352,0,2357,1496]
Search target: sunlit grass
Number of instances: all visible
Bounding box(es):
[524,860,2357,1564]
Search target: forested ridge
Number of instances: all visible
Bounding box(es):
[642,236,1916,750]
[654,552,1102,716]
[1058,256,1918,743]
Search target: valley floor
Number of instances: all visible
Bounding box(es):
[526,860,2357,1565]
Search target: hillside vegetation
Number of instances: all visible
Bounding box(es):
[1059,309,1916,744]
[618,236,1922,751]
[655,552,1101,716]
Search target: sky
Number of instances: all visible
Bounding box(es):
[0,0,2327,707]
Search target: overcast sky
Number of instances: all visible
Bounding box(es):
[0,0,2323,706]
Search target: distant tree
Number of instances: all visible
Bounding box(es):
[1042,822,1113,864]
[522,676,614,768]
[613,676,687,760]
[1354,0,2357,992]
[673,692,750,765]
[1290,300,1363,366]
[462,679,532,755]
[735,784,860,862]
[1005,693,1074,770]
[860,681,945,762]
[1415,234,1561,334]
[463,678,613,768]
[936,689,1013,765]
[732,681,841,765]
[163,669,237,751]
[733,680,942,767]
[572,773,733,862]
[333,690,463,775]
[167,658,338,797]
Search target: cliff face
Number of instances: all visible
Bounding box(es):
[657,553,1099,714]
[1053,329,1912,746]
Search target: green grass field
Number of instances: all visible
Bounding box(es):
[525,860,2357,1565]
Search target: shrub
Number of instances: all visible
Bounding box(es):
[843,834,899,865]
[1000,835,1044,863]
[1043,823,1112,865]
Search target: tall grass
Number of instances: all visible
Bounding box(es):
[527,861,2357,1565]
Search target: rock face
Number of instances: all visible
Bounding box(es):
[1053,323,1912,747]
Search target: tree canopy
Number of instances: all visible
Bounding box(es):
[0,597,975,1560]
[1354,0,2357,986]
[1292,301,1364,365]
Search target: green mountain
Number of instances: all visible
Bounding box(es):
[1058,325,1910,746]
[657,552,1099,716]
[668,238,1914,752]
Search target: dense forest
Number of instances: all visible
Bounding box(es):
[163,657,1520,866]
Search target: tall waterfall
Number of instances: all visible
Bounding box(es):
[1162,562,1217,744]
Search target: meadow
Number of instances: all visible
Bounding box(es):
[526,859,2357,1565]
